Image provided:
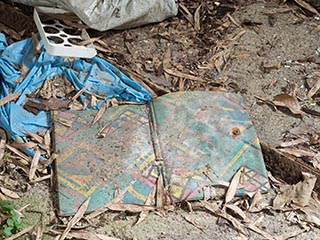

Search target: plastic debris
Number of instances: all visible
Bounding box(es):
[33,8,97,58]
[13,0,178,31]
[0,33,152,159]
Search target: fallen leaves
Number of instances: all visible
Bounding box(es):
[107,202,156,213]
[307,77,320,99]
[51,230,121,240]
[273,172,316,209]
[272,93,305,115]
[58,197,91,240]
[163,48,207,82]
[29,149,41,181]
[293,0,320,15]
[5,225,35,240]
[91,102,107,126]
[0,187,20,199]
[255,93,307,116]
[225,168,242,204]
[0,128,6,166]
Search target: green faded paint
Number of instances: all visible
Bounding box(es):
[53,91,269,216]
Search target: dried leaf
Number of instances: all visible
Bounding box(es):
[28,132,44,144]
[96,124,112,138]
[29,173,52,183]
[307,78,320,98]
[36,221,44,240]
[272,93,305,115]
[0,22,21,40]
[32,32,41,55]
[59,197,91,240]
[201,201,246,235]
[156,172,164,208]
[227,13,241,27]
[6,144,32,163]
[0,92,21,106]
[225,168,242,203]
[245,223,277,240]
[301,211,320,226]
[44,130,51,147]
[86,191,123,220]
[267,171,283,186]
[253,215,264,226]
[29,149,41,180]
[279,138,307,147]
[53,230,120,240]
[78,37,102,46]
[0,192,7,200]
[91,103,106,126]
[55,118,73,128]
[273,172,317,209]
[71,85,90,101]
[163,48,207,82]
[5,225,35,240]
[194,5,201,31]
[178,4,194,25]
[107,202,156,213]
[16,204,30,217]
[96,234,121,240]
[107,97,119,107]
[263,7,293,15]
[11,141,38,149]
[94,44,112,53]
[0,129,6,163]
[278,148,316,157]
[301,106,320,117]
[90,95,98,108]
[293,0,320,15]
[182,214,205,230]
[14,65,29,84]
[277,228,308,240]
[122,67,166,96]
[248,190,263,212]
[136,185,156,225]
[0,187,20,199]
[225,204,247,220]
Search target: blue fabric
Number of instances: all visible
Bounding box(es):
[0,33,151,158]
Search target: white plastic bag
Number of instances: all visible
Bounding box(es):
[13,0,178,31]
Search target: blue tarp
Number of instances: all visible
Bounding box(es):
[0,33,151,158]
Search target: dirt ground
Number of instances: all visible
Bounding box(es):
[1,0,320,239]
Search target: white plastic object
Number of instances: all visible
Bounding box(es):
[33,7,97,58]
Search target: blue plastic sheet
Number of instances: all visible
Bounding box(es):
[0,33,152,158]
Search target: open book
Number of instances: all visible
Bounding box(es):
[53,91,269,216]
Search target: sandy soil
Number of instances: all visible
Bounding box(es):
[1,0,320,239]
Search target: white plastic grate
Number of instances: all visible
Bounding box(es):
[33,7,97,58]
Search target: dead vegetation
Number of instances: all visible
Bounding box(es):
[0,0,320,239]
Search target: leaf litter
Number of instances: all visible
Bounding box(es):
[1,0,320,239]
